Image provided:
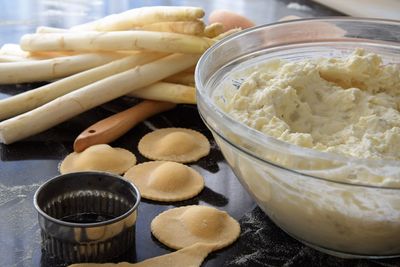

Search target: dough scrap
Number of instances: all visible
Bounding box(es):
[68,242,216,267]
[151,205,240,251]
[138,128,210,163]
[124,161,204,202]
[59,144,136,174]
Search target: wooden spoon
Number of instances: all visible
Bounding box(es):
[73,100,176,152]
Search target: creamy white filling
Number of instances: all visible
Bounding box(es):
[219,49,400,160]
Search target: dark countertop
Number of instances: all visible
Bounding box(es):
[3,1,397,267]
[0,99,256,267]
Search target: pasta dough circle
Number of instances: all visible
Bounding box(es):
[138,128,210,163]
[59,144,136,174]
[180,206,223,238]
[69,242,217,267]
[151,205,240,251]
[124,161,204,202]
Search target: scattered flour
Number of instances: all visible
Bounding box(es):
[0,182,41,207]
[0,182,43,267]
[143,120,159,131]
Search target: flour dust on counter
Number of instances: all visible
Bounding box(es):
[0,182,43,267]
[224,206,400,267]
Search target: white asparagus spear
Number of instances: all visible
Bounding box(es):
[0,53,200,144]
[0,52,165,120]
[0,43,29,57]
[38,21,205,35]
[183,65,196,73]
[27,50,81,59]
[140,21,205,35]
[0,55,30,62]
[37,21,205,36]
[36,26,69,33]
[214,28,242,40]
[20,31,214,54]
[0,43,80,60]
[163,72,194,86]
[128,82,196,104]
[71,6,205,31]
[0,53,123,84]
[204,23,224,38]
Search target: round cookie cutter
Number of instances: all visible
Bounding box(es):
[33,171,141,263]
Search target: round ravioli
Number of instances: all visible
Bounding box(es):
[151,205,240,251]
[59,144,136,174]
[138,128,210,163]
[124,161,204,202]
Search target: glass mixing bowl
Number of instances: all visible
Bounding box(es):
[195,18,400,258]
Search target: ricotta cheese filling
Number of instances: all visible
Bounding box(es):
[212,49,400,255]
[219,49,400,160]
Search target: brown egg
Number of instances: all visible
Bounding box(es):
[209,9,255,32]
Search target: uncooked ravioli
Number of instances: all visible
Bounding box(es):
[124,161,204,202]
[138,128,210,163]
[68,242,216,267]
[151,205,240,251]
[59,144,136,174]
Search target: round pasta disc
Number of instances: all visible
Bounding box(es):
[151,205,240,251]
[59,144,136,175]
[124,161,204,202]
[138,128,210,163]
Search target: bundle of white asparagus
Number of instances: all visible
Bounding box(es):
[0,6,238,144]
